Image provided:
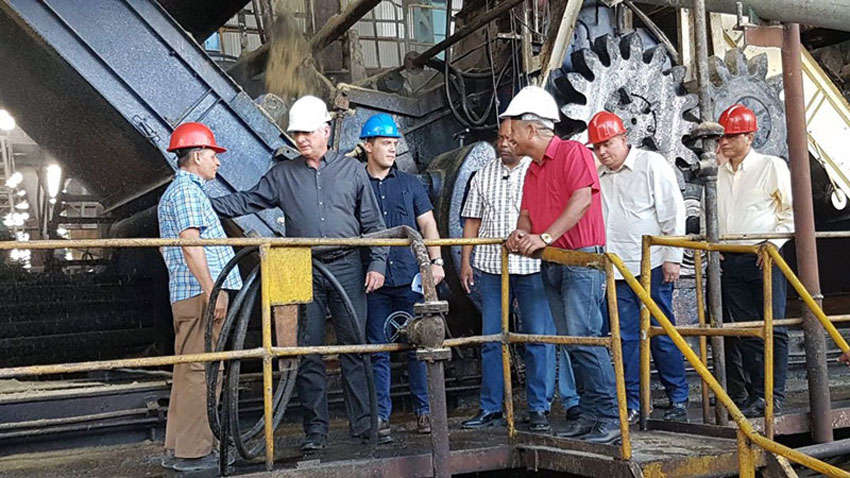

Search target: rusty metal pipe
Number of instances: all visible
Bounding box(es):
[694,250,712,423]
[648,326,764,337]
[782,23,833,444]
[632,0,850,33]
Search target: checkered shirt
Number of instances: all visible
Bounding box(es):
[461,156,540,275]
[158,170,242,304]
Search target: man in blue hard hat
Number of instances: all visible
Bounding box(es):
[360,113,445,441]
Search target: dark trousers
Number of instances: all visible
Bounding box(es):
[602,267,689,410]
[721,252,789,404]
[296,252,371,437]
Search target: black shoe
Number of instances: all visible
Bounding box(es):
[742,398,781,418]
[664,402,688,422]
[359,418,393,445]
[462,410,503,429]
[528,411,551,432]
[579,421,622,444]
[555,416,594,438]
[416,415,432,434]
[301,433,327,451]
[564,405,581,422]
[627,408,640,425]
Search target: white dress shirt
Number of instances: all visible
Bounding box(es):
[461,156,540,275]
[598,147,685,278]
[716,149,794,247]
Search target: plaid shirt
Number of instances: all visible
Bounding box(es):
[158,170,242,304]
[461,156,540,275]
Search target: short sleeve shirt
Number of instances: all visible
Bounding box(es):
[521,137,606,250]
[367,166,433,287]
[158,170,242,304]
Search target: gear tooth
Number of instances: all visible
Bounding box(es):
[622,32,644,61]
[593,34,620,64]
[580,49,605,78]
[645,46,667,70]
[709,55,732,84]
[566,71,590,94]
[725,49,748,76]
[668,65,686,85]
[747,53,769,79]
[680,92,699,111]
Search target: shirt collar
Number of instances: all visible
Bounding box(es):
[365,163,397,180]
[598,147,637,176]
[500,156,530,175]
[542,136,561,162]
[723,148,756,174]
[176,169,207,186]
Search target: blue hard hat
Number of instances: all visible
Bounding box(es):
[359,113,401,139]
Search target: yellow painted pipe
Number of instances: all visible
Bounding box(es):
[500,246,515,438]
[606,253,850,478]
[768,246,850,355]
[639,236,652,429]
[647,326,764,338]
[508,333,611,347]
[648,237,759,254]
[694,250,712,424]
[737,429,756,478]
[606,259,632,460]
[260,245,275,471]
[762,249,775,440]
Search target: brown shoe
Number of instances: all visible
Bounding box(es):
[416,414,431,434]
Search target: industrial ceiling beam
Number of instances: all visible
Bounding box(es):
[635,0,850,32]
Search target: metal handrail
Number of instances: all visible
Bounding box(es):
[0,236,633,467]
[633,236,850,477]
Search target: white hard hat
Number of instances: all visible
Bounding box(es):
[499,86,560,123]
[287,95,332,132]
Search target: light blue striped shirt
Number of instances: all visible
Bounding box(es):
[158,170,242,304]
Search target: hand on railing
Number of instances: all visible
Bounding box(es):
[839,350,850,366]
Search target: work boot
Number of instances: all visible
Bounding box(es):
[416,415,432,434]
[528,411,551,432]
[462,410,503,429]
[172,451,231,472]
[564,405,581,422]
[301,433,327,451]
[663,402,688,422]
[579,421,621,445]
[555,416,594,438]
[742,398,782,418]
[360,418,393,445]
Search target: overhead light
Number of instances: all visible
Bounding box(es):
[5,171,22,188]
[16,189,26,197]
[46,164,62,198]
[56,227,68,237]
[0,109,15,132]
[15,201,28,210]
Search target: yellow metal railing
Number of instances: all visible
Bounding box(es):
[633,234,850,478]
[0,237,633,468]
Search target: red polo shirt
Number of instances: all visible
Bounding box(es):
[520,136,606,250]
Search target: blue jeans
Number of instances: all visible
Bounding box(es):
[545,337,580,409]
[478,271,553,413]
[366,285,430,420]
[602,266,689,410]
[541,261,619,423]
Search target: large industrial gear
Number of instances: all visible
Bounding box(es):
[710,49,787,159]
[558,33,699,182]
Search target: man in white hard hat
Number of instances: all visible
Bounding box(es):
[505,86,621,444]
[211,95,389,451]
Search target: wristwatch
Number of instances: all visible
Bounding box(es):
[540,233,554,245]
[431,257,445,267]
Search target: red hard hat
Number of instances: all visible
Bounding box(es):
[718,104,758,135]
[587,111,626,145]
[167,122,227,153]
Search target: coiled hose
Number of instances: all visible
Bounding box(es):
[202,247,379,460]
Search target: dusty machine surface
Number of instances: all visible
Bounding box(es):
[1,0,850,477]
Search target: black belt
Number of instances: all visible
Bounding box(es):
[315,248,355,263]
[575,246,605,254]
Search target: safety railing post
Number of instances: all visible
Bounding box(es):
[737,429,756,478]
[501,246,515,437]
[605,256,632,460]
[259,244,275,471]
[762,247,775,440]
[639,236,652,430]
[693,249,712,424]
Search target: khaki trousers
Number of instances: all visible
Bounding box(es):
[164,294,223,458]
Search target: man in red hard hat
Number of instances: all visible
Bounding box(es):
[587,111,689,425]
[157,122,242,471]
[714,103,793,418]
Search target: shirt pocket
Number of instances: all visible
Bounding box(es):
[742,188,769,212]
[393,188,414,220]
